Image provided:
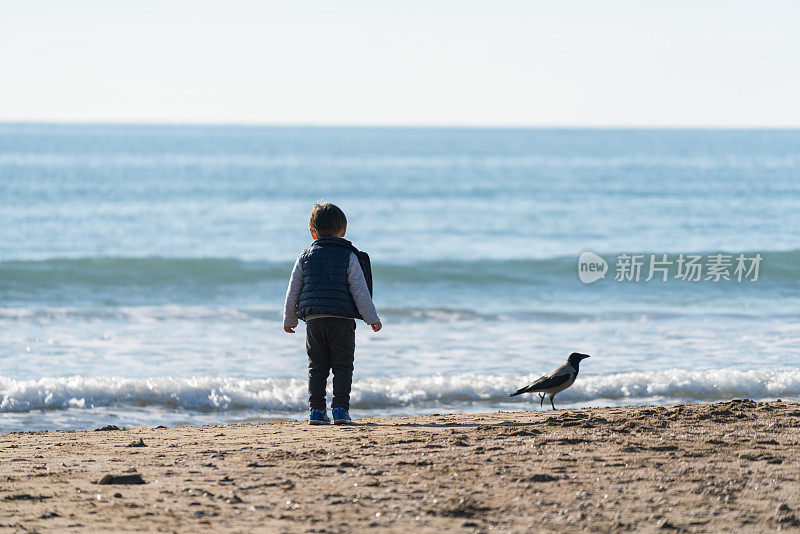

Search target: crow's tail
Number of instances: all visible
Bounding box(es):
[509,385,531,397]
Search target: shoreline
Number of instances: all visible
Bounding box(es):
[2,400,799,532]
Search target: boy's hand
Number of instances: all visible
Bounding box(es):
[371,321,382,332]
[284,326,295,333]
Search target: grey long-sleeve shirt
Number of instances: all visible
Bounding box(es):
[283,252,380,328]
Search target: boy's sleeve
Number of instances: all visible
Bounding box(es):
[283,257,303,328]
[347,253,380,325]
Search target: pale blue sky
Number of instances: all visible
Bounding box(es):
[1,0,799,126]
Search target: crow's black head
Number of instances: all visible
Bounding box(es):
[568,352,590,365]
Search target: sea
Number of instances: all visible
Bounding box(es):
[1,124,799,432]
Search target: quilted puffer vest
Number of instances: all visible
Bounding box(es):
[296,237,362,320]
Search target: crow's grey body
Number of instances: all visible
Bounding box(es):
[509,352,590,409]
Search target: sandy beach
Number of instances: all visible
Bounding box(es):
[1,400,799,533]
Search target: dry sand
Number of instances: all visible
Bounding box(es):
[1,399,799,533]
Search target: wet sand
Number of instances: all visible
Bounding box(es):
[2,400,799,533]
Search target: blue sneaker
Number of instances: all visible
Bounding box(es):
[308,409,330,425]
[332,407,352,425]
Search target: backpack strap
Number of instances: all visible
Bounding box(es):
[353,249,373,297]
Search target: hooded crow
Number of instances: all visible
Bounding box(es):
[509,352,590,409]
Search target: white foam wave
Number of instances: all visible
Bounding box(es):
[2,369,799,414]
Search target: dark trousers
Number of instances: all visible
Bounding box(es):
[305,317,356,411]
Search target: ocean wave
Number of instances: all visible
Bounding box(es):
[2,369,799,414]
[1,250,798,293]
[0,257,289,288]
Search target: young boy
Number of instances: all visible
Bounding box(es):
[283,203,382,425]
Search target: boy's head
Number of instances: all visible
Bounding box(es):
[309,203,347,238]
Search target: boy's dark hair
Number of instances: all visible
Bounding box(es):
[309,203,347,236]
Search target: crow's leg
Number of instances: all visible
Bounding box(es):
[538,393,545,407]
[550,394,556,410]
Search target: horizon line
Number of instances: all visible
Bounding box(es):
[2,120,800,130]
